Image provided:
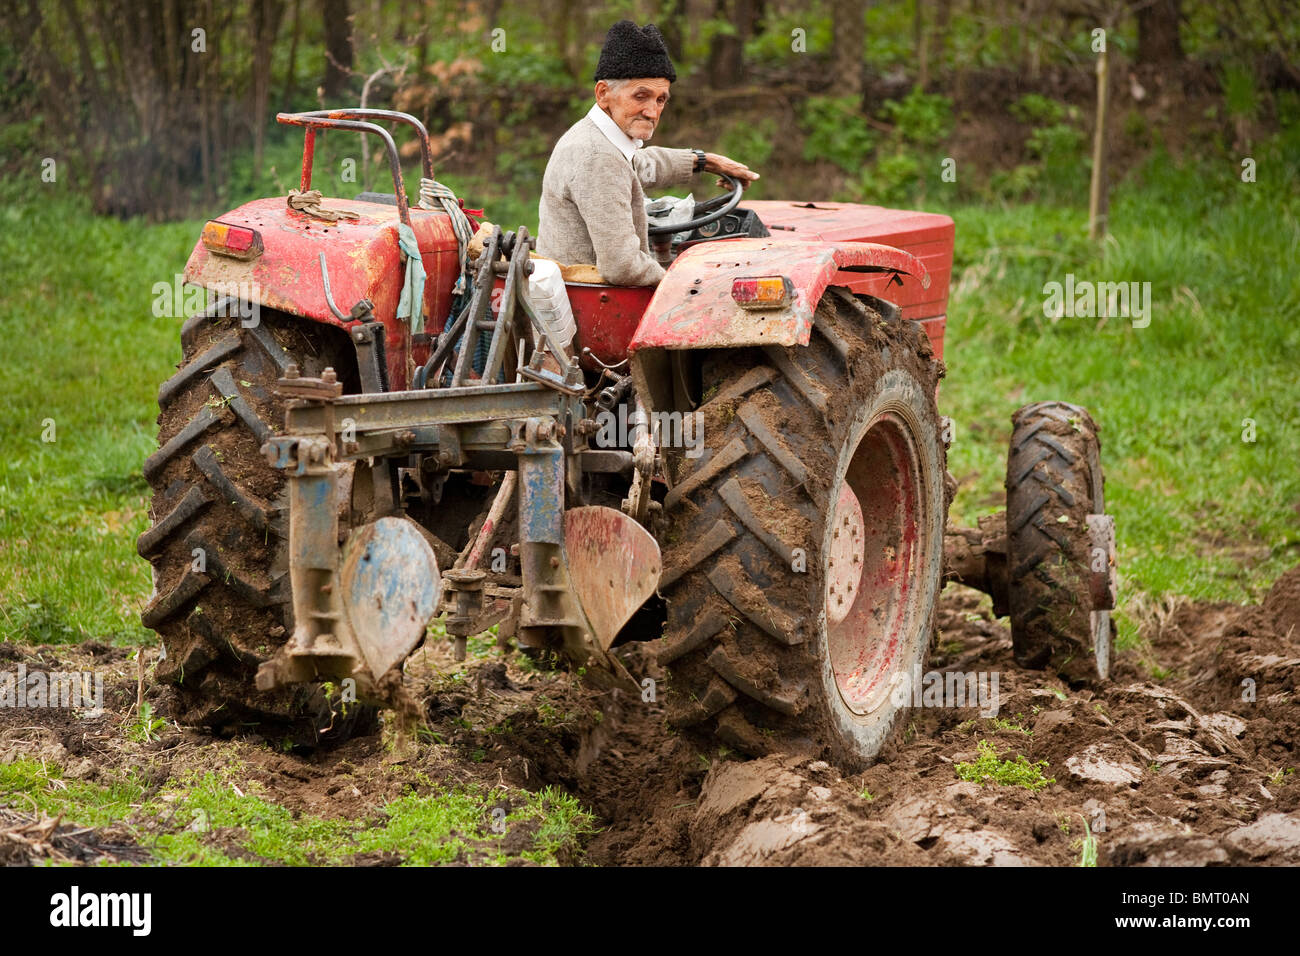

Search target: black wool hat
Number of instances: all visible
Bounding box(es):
[594,20,677,83]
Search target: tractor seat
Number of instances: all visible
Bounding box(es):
[552,262,607,284]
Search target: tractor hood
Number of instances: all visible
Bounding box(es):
[628,238,930,353]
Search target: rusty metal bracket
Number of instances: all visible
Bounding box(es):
[349,321,390,395]
[512,419,634,685]
[285,380,583,463]
[481,227,532,384]
[257,366,442,693]
[259,368,360,688]
[256,423,361,689]
[347,322,398,515]
[443,569,487,661]
[620,395,657,526]
[943,512,1010,617]
[451,228,502,387]
[1087,513,1117,611]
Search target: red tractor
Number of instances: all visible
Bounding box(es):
[140,110,1116,767]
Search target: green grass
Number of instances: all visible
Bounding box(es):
[510,786,601,863]
[0,757,597,866]
[940,130,1300,629]
[1074,816,1099,867]
[150,772,358,866]
[954,739,1055,791]
[124,701,169,743]
[0,179,200,645]
[0,758,145,829]
[160,772,596,866]
[958,715,1033,736]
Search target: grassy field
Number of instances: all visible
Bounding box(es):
[0,754,595,865]
[0,181,199,646]
[940,135,1300,643]
[0,132,1297,656]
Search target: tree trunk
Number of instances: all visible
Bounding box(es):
[555,0,586,80]
[832,0,864,98]
[251,0,285,181]
[933,0,950,61]
[659,0,687,62]
[284,0,302,108]
[1137,0,1182,65]
[915,0,928,90]
[707,0,748,89]
[321,0,354,99]
[211,0,229,192]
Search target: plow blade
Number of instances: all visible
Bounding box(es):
[341,517,441,677]
[564,507,662,652]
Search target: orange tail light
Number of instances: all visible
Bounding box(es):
[731,275,793,309]
[201,221,264,261]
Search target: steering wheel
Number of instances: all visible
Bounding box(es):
[646,173,745,238]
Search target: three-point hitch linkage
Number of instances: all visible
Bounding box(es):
[255,227,662,701]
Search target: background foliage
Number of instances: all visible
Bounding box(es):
[0,0,1297,647]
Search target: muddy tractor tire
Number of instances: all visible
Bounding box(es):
[1005,401,1114,684]
[138,308,373,744]
[657,287,949,770]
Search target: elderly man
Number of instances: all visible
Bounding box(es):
[537,20,759,287]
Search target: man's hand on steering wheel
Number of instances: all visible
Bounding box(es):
[646,154,760,238]
[702,153,760,189]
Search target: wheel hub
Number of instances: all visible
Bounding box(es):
[826,412,924,715]
[826,483,865,626]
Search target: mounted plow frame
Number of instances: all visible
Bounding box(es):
[254,226,661,699]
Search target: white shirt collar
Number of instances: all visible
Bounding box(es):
[587,103,642,161]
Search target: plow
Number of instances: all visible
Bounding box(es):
[140,108,1116,767]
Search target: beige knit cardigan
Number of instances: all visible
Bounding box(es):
[536,114,696,286]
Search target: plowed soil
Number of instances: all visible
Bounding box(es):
[2,566,1298,866]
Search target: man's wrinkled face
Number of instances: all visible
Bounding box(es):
[595,78,671,142]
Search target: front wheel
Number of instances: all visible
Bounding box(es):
[656,288,948,770]
[1005,401,1114,684]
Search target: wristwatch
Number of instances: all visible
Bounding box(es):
[691,148,707,173]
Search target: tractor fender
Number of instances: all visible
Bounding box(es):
[627,237,930,353]
[183,196,465,386]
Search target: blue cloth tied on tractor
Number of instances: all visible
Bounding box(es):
[396,223,426,334]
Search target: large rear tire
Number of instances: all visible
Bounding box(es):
[138,307,373,743]
[656,288,948,770]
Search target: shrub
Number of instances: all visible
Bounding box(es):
[800,95,878,173]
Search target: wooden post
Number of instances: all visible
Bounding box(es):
[1088,40,1110,239]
